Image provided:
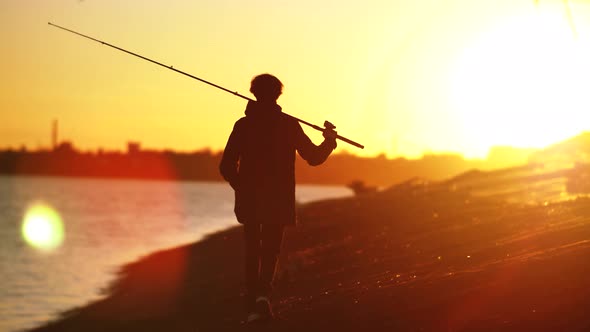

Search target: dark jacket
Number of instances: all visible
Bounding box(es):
[219,101,336,226]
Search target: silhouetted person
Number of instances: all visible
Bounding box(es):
[220,74,337,323]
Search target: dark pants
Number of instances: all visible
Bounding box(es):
[243,223,284,311]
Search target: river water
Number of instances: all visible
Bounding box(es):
[0,176,350,332]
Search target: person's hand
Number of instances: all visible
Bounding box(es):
[322,121,338,149]
[323,121,337,140]
[323,128,337,140]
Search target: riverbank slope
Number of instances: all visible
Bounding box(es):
[30,165,590,331]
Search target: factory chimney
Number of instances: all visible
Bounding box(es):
[52,119,58,150]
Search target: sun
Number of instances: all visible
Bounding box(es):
[450,10,590,158]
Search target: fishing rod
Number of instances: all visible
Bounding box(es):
[48,22,364,149]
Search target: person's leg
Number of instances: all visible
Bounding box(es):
[243,223,262,314]
[254,223,285,320]
[258,224,285,299]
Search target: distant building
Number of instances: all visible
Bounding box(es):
[127,142,141,155]
[54,141,75,154]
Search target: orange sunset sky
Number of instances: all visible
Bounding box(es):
[1,0,590,158]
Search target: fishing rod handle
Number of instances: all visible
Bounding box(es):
[296,117,364,149]
[321,120,364,149]
[335,134,365,149]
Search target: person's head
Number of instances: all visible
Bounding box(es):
[250,74,283,102]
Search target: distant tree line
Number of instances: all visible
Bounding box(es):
[0,141,535,186]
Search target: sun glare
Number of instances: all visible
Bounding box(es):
[450,10,590,158]
[22,202,65,251]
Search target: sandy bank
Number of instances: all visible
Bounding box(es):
[29,171,590,331]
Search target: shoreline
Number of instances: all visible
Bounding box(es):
[2,176,350,332]
[28,173,590,331]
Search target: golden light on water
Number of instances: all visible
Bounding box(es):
[21,203,65,251]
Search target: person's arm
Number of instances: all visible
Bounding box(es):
[295,122,337,166]
[219,121,242,190]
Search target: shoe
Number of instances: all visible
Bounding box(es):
[246,312,262,324]
[255,296,273,321]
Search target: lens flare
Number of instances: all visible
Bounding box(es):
[21,203,65,251]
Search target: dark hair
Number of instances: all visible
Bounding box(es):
[250,74,283,101]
